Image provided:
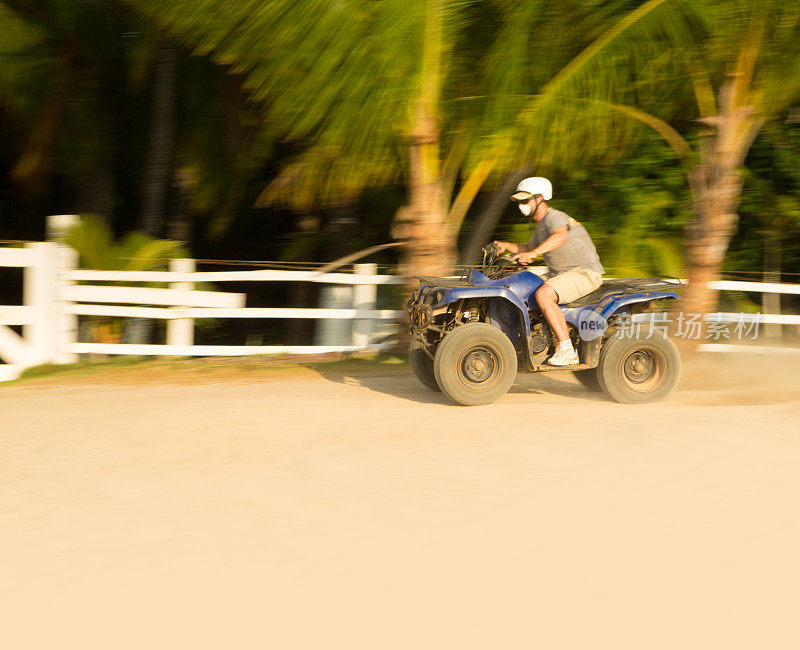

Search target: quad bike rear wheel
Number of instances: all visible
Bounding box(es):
[434,323,517,406]
[408,345,440,391]
[596,333,680,403]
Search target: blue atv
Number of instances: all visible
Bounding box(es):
[408,244,682,406]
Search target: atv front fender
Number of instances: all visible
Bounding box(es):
[434,286,531,338]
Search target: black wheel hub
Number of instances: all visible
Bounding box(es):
[624,350,655,383]
[462,348,496,383]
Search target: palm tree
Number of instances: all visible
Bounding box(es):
[133,0,800,328]
[139,37,177,239]
[132,0,455,275]
[479,0,800,327]
[130,0,644,277]
[0,0,131,213]
[673,1,800,321]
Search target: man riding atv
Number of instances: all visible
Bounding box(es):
[408,177,681,405]
[493,177,604,366]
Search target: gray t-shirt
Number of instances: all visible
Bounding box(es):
[528,208,604,275]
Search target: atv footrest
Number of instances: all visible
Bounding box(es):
[530,363,594,373]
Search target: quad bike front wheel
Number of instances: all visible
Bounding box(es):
[596,333,680,403]
[408,345,440,391]
[434,323,517,406]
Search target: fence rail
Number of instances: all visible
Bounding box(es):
[709,280,800,296]
[2,242,799,381]
[706,311,800,325]
[64,305,405,320]
[69,343,396,356]
[66,268,407,284]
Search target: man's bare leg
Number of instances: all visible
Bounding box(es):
[534,284,569,342]
[535,283,579,365]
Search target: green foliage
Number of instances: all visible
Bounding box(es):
[3,0,800,289]
[0,0,272,243]
[63,215,219,328]
[133,0,703,209]
[63,215,192,343]
[480,0,703,172]
[497,134,689,277]
[0,3,50,117]
[740,122,800,229]
[132,0,446,206]
[64,215,187,271]
[0,0,135,188]
[18,356,150,380]
[728,119,800,281]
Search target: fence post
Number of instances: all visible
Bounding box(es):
[23,242,60,365]
[167,258,195,351]
[315,285,353,346]
[352,263,377,348]
[55,245,79,364]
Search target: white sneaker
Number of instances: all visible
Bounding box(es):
[547,343,579,366]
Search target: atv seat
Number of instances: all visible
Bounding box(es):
[564,278,682,308]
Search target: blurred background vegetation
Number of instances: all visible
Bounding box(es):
[1,0,798,342]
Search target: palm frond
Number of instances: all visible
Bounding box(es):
[63,216,117,270]
[0,3,53,116]
[482,0,702,173]
[130,0,483,204]
[126,239,187,271]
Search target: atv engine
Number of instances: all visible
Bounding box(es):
[529,322,549,354]
[527,315,582,366]
[528,321,551,365]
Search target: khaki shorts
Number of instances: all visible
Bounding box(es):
[544,267,603,304]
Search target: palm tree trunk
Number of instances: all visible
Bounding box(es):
[395,1,453,280]
[77,151,116,221]
[397,101,454,279]
[682,169,742,321]
[129,39,177,345]
[681,75,757,346]
[168,167,194,243]
[140,40,177,238]
[390,101,452,352]
[11,46,75,195]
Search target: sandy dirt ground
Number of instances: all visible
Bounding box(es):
[2,354,800,650]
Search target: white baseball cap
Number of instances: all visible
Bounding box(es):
[510,177,553,201]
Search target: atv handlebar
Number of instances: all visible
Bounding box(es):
[481,242,527,278]
[481,242,500,264]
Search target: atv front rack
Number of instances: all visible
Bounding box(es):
[414,275,476,288]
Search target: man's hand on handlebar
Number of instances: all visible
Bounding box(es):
[492,240,514,255]
[511,251,537,265]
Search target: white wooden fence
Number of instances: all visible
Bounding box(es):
[0,242,405,381]
[1,242,799,381]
